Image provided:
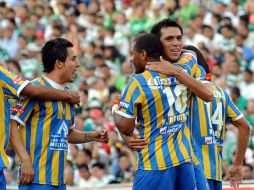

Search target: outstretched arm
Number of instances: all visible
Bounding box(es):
[68,128,109,144]
[21,84,80,105]
[10,120,34,184]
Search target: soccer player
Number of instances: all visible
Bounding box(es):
[10,38,109,190]
[0,66,80,190]
[113,32,210,190]
[148,19,213,101]
[186,45,250,190]
[148,44,250,189]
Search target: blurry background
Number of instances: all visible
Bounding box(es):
[0,0,254,188]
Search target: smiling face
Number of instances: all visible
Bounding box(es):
[159,27,183,62]
[61,47,80,83]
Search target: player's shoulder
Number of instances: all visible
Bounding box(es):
[180,50,197,62]
[31,76,46,86]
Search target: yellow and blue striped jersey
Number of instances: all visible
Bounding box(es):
[0,66,29,169]
[191,82,243,181]
[117,52,200,170]
[11,76,74,186]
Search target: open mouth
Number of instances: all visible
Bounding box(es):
[171,49,180,53]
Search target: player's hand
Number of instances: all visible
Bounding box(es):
[66,91,80,106]
[146,56,178,75]
[224,165,243,188]
[20,157,34,184]
[122,133,148,151]
[92,130,109,143]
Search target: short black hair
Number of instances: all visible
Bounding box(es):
[202,24,213,31]
[92,162,105,170]
[82,148,92,158]
[245,68,253,75]
[133,33,163,60]
[218,24,236,34]
[41,38,73,73]
[184,45,210,74]
[77,163,89,171]
[231,86,241,97]
[151,18,183,38]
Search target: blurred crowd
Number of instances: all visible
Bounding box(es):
[1,0,254,187]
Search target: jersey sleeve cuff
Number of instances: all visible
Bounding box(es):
[232,113,244,121]
[10,115,26,126]
[17,80,30,98]
[115,110,135,119]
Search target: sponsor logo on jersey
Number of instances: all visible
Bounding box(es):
[14,77,22,84]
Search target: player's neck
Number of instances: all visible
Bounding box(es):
[44,72,64,85]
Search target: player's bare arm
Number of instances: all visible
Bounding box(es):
[120,133,148,151]
[224,117,250,188]
[146,57,213,102]
[21,84,80,105]
[114,113,135,136]
[10,120,34,185]
[68,128,109,144]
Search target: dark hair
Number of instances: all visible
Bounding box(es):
[82,148,92,158]
[92,162,105,170]
[77,163,89,171]
[231,86,240,97]
[118,152,128,160]
[151,18,183,37]
[245,68,253,75]
[41,38,73,73]
[218,24,236,34]
[184,45,210,74]
[202,24,213,31]
[133,33,163,60]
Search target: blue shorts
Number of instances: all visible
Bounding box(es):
[194,163,209,190]
[19,184,66,190]
[0,170,6,190]
[207,179,222,190]
[133,162,196,190]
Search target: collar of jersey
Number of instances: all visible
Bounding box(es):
[41,75,65,90]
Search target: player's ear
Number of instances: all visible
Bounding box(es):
[140,50,147,61]
[55,60,63,70]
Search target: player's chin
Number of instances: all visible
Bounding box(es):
[68,77,74,83]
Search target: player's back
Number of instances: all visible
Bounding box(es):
[120,69,193,170]
[191,81,242,181]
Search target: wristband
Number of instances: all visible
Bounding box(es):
[112,99,120,114]
[112,104,119,114]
